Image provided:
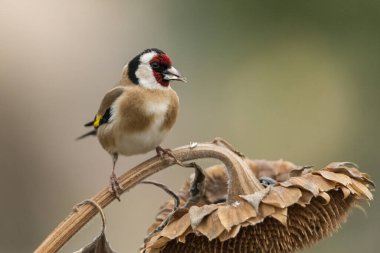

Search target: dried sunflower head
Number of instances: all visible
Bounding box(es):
[143,159,374,253]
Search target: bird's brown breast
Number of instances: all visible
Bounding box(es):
[117,86,179,134]
[161,90,179,132]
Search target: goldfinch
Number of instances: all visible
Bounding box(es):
[78,48,186,199]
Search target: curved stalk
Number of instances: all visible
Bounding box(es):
[35,142,263,253]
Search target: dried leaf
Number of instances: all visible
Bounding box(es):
[184,162,206,207]
[74,232,116,253]
[141,181,180,210]
[141,181,182,242]
[72,200,116,253]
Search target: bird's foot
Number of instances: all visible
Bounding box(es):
[155,145,171,158]
[156,146,184,166]
[109,173,123,201]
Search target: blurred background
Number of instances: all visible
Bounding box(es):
[0,1,379,252]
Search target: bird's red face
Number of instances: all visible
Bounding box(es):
[128,48,186,90]
[149,54,173,87]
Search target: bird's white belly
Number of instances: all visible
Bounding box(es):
[117,127,168,156]
[115,101,169,156]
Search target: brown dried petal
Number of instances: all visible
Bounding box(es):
[246,216,265,226]
[298,190,314,206]
[246,159,297,182]
[316,171,352,186]
[304,174,336,192]
[318,192,331,204]
[326,162,361,175]
[217,200,256,231]
[350,179,374,200]
[262,186,302,208]
[325,162,375,187]
[178,227,192,243]
[146,235,170,251]
[240,187,271,213]
[160,212,191,240]
[280,176,320,196]
[341,187,351,199]
[346,184,357,195]
[196,210,225,240]
[360,172,375,186]
[219,225,242,241]
[289,165,314,177]
[258,203,276,217]
[189,204,218,228]
[271,208,288,226]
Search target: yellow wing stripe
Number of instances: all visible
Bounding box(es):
[93,115,102,128]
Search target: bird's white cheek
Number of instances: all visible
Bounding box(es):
[135,65,168,90]
[135,65,155,83]
[135,65,158,89]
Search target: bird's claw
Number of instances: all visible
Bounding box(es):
[155,146,185,166]
[155,146,168,159]
[110,173,123,201]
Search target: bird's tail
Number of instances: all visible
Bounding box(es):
[76,129,97,140]
[84,120,95,127]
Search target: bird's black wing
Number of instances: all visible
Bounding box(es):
[76,87,124,140]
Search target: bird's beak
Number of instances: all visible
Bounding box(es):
[163,66,187,83]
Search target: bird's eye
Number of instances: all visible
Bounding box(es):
[151,62,160,70]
